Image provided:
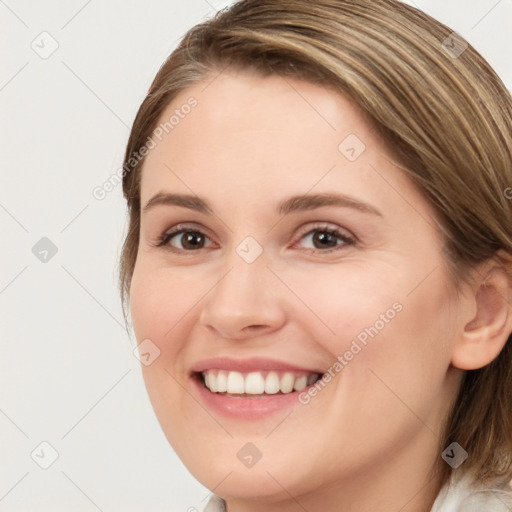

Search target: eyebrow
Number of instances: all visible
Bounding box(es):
[142,191,383,217]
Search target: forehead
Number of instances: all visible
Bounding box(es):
[153,69,377,147]
[137,69,435,225]
[145,72,370,170]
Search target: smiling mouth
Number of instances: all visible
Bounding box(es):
[196,369,322,396]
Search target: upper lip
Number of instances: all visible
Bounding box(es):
[190,357,324,374]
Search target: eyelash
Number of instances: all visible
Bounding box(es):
[152,222,356,255]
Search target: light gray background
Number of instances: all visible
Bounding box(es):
[1,1,510,511]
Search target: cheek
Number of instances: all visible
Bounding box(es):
[295,271,457,473]
[130,262,199,347]
[129,264,196,410]
[307,262,456,418]
[337,269,457,431]
[129,264,206,452]
[285,263,406,356]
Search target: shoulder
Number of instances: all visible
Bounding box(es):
[431,471,512,512]
[201,494,226,512]
[198,477,512,512]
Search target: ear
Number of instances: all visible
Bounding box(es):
[451,257,512,370]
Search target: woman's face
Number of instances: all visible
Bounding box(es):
[130,69,464,506]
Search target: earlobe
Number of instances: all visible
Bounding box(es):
[451,262,512,371]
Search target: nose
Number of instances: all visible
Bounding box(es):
[198,253,287,341]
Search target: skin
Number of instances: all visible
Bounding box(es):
[129,68,512,512]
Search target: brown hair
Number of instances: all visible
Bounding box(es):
[119,0,512,488]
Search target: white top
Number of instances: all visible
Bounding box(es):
[201,472,512,511]
[430,472,512,511]
[202,495,226,512]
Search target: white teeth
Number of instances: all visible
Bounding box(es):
[208,372,218,392]
[202,370,319,395]
[217,370,228,392]
[245,372,265,394]
[264,371,280,394]
[280,372,295,393]
[293,375,307,391]
[226,371,245,393]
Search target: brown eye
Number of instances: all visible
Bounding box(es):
[178,231,206,250]
[295,225,355,253]
[308,230,342,249]
[157,228,213,251]
[155,222,355,255]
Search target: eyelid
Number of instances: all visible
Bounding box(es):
[154,222,216,249]
[292,222,356,244]
[154,221,357,254]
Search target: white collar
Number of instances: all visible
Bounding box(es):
[202,494,226,512]
[201,472,512,511]
[431,471,512,511]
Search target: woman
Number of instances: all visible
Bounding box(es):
[119,0,512,510]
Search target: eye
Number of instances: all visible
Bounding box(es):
[154,224,214,252]
[292,223,355,253]
[152,222,355,254]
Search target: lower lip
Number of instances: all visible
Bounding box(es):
[191,374,312,419]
